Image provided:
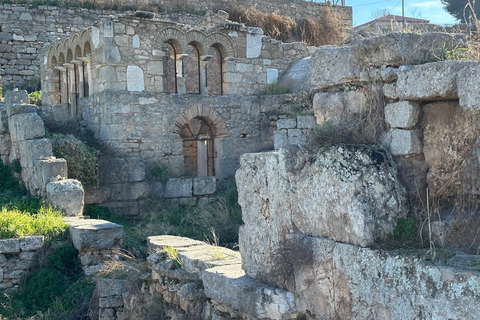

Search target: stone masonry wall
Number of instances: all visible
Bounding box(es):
[0,236,44,291]
[0,4,106,87]
[1,90,84,216]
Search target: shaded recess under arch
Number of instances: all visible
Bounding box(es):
[175,106,229,177]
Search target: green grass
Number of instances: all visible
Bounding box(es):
[0,206,67,240]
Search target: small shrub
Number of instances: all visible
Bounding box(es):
[164,246,181,267]
[150,164,170,184]
[28,90,42,106]
[49,133,100,186]
[0,160,26,195]
[264,82,291,95]
[394,216,418,240]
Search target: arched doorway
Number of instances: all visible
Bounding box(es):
[179,117,216,177]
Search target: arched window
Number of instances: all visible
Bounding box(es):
[83,41,92,97]
[179,117,216,177]
[58,53,65,104]
[184,43,201,94]
[206,44,224,95]
[163,42,178,93]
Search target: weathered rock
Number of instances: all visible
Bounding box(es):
[39,157,68,185]
[276,118,296,130]
[422,101,480,199]
[8,112,45,141]
[4,90,29,108]
[17,138,52,168]
[165,178,192,198]
[19,236,44,251]
[193,177,216,196]
[386,129,422,156]
[313,90,369,124]
[393,61,473,101]
[236,145,407,288]
[202,264,296,320]
[46,179,84,216]
[457,63,480,111]
[65,217,124,251]
[99,157,145,184]
[0,239,20,254]
[278,57,311,92]
[384,101,420,129]
[296,115,316,129]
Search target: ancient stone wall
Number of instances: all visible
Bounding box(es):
[0,4,106,87]
[0,236,44,291]
[1,90,84,216]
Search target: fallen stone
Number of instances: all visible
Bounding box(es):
[236,146,407,288]
[46,179,84,216]
[278,57,311,92]
[65,217,124,251]
[4,90,29,108]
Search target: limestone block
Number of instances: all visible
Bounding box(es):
[109,182,150,201]
[276,118,296,129]
[384,101,420,129]
[279,57,311,92]
[8,112,45,141]
[151,181,164,198]
[310,46,362,88]
[4,90,28,107]
[17,138,52,168]
[202,264,297,320]
[0,133,11,156]
[65,217,124,251]
[388,129,422,156]
[0,239,20,254]
[236,146,407,287]
[380,67,398,83]
[127,65,145,92]
[395,61,473,101]
[313,90,368,124]
[274,130,288,150]
[296,115,316,129]
[19,236,44,251]
[193,176,216,196]
[39,158,68,185]
[147,60,162,75]
[147,235,204,253]
[0,109,8,133]
[350,32,466,67]
[457,63,480,111]
[246,27,263,58]
[99,157,145,184]
[287,129,305,146]
[165,178,192,198]
[266,68,278,84]
[46,179,84,216]
[7,104,38,118]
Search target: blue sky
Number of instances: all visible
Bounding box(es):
[345,0,458,26]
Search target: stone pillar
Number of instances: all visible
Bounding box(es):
[64,63,76,119]
[200,55,213,95]
[55,66,67,105]
[72,59,84,98]
[176,54,188,95]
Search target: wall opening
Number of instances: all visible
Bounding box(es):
[179,117,216,177]
[207,44,224,95]
[163,42,178,93]
[184,43,201,94]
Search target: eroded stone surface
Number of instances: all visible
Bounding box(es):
[385,101,420,129]
[236,145,407,288]
[66,217,124,250]
[46,179,84,216]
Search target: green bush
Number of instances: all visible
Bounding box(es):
[28,90,42,106]
[0,160,26,195]
[394,216,418,240]
[49,133,100,186]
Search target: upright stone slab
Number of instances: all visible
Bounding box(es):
[46,179,84,216]
[8,112,45,141]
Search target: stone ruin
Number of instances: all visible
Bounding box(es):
[2,1,480,319]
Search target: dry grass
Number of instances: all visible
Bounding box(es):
[227,6,346,46]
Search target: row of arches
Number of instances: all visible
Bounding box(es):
[154,28,236,95]
[45,29,93,113]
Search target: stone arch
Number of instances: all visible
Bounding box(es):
[206,33,235,58]
[74,45,82,59]
[185,30,208,55]
[84,41,92,55]
[154,27,186,53]
[66,49,73,62]
[174,106,229,138]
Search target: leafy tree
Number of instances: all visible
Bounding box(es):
[442,0,480,21]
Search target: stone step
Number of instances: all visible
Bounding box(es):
[64,217,124,251]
